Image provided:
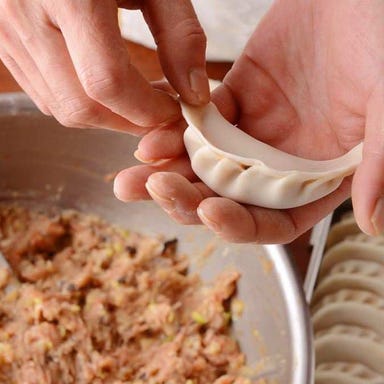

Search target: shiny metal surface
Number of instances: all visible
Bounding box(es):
[304,214,333,303]
[0,93,313,384]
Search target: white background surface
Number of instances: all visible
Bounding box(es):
[120,0,273,61]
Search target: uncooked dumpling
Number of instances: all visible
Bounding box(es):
[325,213,360,248]
[315,327,384,375]
[312,210,384,384]
[311,289,384,336]
[181,102,363,209]
[316,362,384,384]
[312,260,384,303]
[319,241,384,278]
[325,259,384,279]
[313,274,384,304]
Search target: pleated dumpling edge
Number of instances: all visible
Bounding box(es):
[181,102,363,209]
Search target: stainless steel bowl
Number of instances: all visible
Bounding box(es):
[0,93,313,384]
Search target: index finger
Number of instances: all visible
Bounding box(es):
[47,0,180,128]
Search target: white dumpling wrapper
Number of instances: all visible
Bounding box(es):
[312,272,384,304]
[319,241,384,278]
[311,289,384,336]
[315,330,384,375]
[325,213,360,248]
[316,362,384,384]
[182,102,363,209]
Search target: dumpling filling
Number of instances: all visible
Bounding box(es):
[0,205,250,384]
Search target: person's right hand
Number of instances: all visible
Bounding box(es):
[0,0,209,133]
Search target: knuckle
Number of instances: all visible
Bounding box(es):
[53,97,102,127]
[0,51,16,70]
[174,18,206,44]
[2,1,43,45]
[80,66,123,102]
[66,105,101,126]
[0,21,12,44]
[155,17,206,47]
[18,31,35,46]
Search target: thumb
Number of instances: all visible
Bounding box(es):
[352,85,384,235]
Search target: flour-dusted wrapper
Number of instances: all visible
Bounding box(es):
[182,102,363,209]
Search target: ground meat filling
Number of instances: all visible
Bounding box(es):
[0,205,249,384]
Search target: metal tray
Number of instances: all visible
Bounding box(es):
[0,93,313,384]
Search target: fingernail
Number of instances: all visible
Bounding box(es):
[372,197,384,235]
[134,150,156,164]
[113,178,131,202]
[189,68,210,104]
[113,180,122,200]
[197,207,221,232]
[145,180,176,212]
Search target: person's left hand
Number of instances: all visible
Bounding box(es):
[0,0,209,132]
[114,0,384,243]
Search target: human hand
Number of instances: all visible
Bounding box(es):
[114,0,384,243]
[0,0,209,133]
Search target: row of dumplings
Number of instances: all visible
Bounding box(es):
[311,212,384,384]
